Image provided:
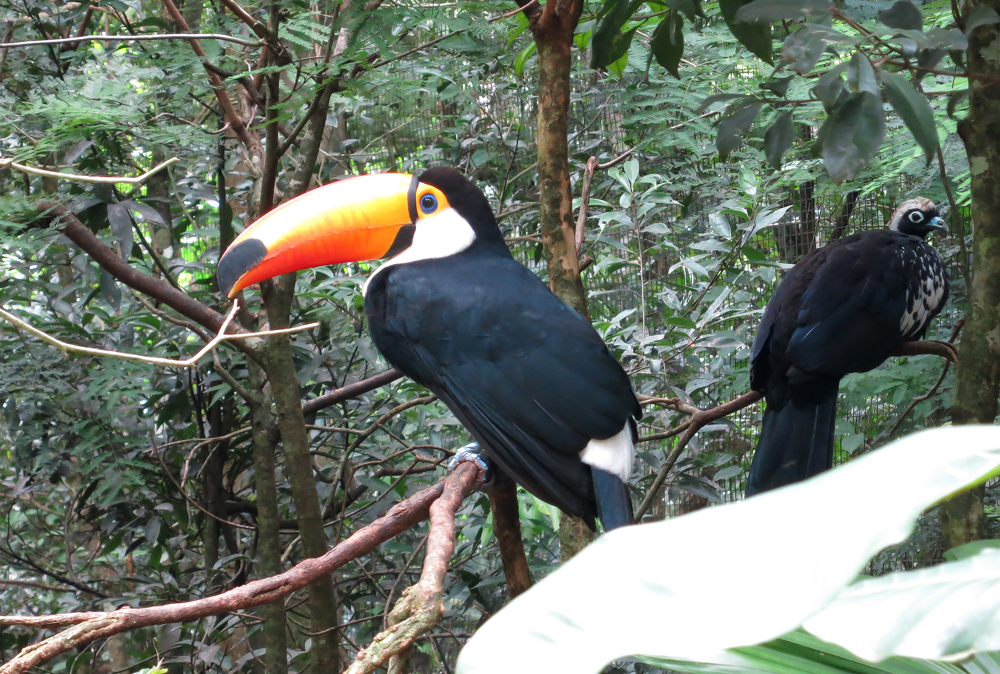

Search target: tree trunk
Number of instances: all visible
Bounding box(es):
[519,0,595,561]
[259,279,341,672]
[246,360,289,674]
[945,0,1000,548]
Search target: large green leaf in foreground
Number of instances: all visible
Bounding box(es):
[643,629,1000,674]
[457,426,1000,674]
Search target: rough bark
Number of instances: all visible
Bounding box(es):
[518,0,594,560]
[945,0,1000,547]
[245,360,289,674]
[258,281,340,672]
[487,475,532,598]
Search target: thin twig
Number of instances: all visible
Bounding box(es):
[0,33,261,49]
[634,391,764,519]
[0,300,318,368]
[0,156,178,185]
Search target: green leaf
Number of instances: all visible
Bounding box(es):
[846,52,879,95]
[781,26,826,75]
[947,89,969,118]
[878,1,923,30]
[734,0,831,25]
[879,70,939,165]
[696,93,747,113]
[591,0,644,69]
[813,63,847,111]
[651,10,685,78]
[764,112,794,169]
[456,426,1000,673]
[805,548,1000,660]
[662,0,702,22]
[759,75,794,96]
[105,202,135,260]
[820,91,885,184]
[944,539,1000,562]
[514,42,536,78]
[965,3,1000,35]
[717,101,763,161]
[720,0,774,64]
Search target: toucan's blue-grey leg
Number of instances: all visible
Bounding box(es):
[448,441,493,486]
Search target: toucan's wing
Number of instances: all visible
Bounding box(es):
[366,255,640,521]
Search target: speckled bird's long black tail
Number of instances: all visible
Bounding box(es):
[592,468,634,530]
[745,381,839,497]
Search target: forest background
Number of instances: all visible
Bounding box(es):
[0,0,997,672]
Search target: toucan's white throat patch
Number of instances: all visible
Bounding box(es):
[363,208,476,296]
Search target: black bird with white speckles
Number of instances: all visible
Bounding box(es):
[745,197,950,496]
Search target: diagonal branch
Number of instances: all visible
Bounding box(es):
[0,477,453,674]
[0,156,178,185]
[0,300,317,368]
[635,391,764,519]
[36,202,248,351]
[160,0,261,155]
[345,461,484,674]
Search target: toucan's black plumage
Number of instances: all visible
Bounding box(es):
[365,168,640,528]
[217,166,640,530]
[746,198,949,496]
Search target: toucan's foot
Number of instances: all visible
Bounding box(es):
[448,442,493,487]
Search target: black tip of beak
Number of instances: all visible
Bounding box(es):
[218,238,267,298]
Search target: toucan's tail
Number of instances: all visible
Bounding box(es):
[592,468,634,530]
[745,381,838,497]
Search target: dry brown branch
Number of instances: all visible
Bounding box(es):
[487,474,532,598]
[38,202,241,346]
[0,479,451,674]
[892,339,959,364]
[0,301,317,368]
[160,0,260,154]
[573,146,640,256]
[887,320,965,437]
[0,156,178,184]
[303,370,404,415]
[633,332,961,518]
[575,156,598,253]
[634,391,764,519]
[345,461,484,674]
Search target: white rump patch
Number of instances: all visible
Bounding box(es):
[580,425,634,482]
[363,208,477,295]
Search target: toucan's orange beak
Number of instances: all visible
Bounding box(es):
[218,173,416,298]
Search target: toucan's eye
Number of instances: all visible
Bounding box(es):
[420,194,438,214]
[909,211,925,223]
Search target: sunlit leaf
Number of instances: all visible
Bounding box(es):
[879,70,939,165]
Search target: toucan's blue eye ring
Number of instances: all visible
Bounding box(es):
[420,194,438,214]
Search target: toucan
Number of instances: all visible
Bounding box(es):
[217,167,641,530]
[746,197,949,496]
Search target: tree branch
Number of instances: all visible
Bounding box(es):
[36,202,247,350]
[0,156,178,184]
[159,0,261,154]
[302,369,404,415]
[0,301,316,368]
[345,461,484,674]
[0,478,452,674]
[892,339,959,364]
[635,391,764,519]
